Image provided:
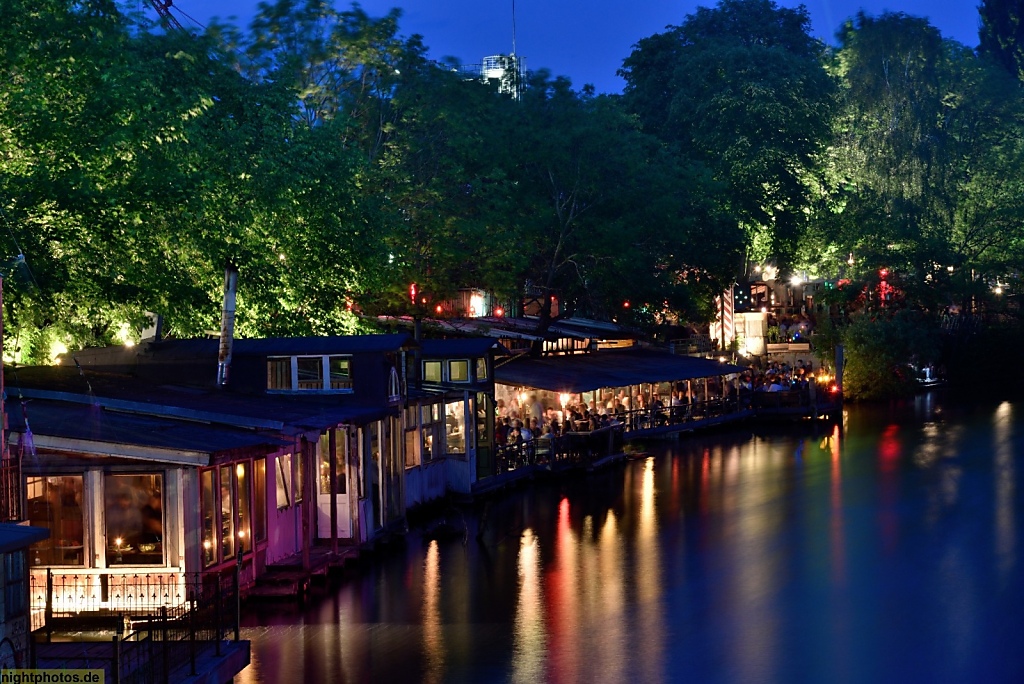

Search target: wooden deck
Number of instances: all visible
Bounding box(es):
[34,636,250,683]
[248,545,360,602]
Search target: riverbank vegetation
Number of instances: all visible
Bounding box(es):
[2,0,1023,399]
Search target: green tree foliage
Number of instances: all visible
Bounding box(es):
[504,74,732,333]
[840,309,939,400]
[620,0,837,268]
[980,0,1024,81]
[810,12,1024,312]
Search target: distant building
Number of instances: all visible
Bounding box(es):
[455,53,525,98]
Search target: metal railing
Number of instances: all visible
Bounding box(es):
[31,567,240,683]
[492,398,749,476]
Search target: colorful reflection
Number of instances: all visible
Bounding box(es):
[512,529,547,683]
[237,398,1024,684]
[422,540,444,684]
[994,402,1015,587]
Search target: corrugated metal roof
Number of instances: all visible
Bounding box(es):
[494,348,745,393]
[7,399,288,459]
[6,366,398,437]
[139,333,414,358]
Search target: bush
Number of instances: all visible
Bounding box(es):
[840,310,939,401]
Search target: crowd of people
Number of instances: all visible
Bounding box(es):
[493,358,834,454]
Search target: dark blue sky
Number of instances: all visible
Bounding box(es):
[165,0,982,94]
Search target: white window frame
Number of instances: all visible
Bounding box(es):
[448,359,471,383]
[267,355,354,393]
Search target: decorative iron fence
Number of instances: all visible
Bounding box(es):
[31,567,240,683]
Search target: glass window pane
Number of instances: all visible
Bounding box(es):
[294,449,304,503]
[236,462,251,554]
[449,360,469,382]
[334,429,346,495]
[297,357,324,390]
[105,474,163,566]
[445,400,466,454]
[476,358,488,381]
[319,434,331,496]
[276,454,292,509]
[405,427,418,468]
[254,459,267,542]
[423,361,442,383]
[329,356,352,390]
[220,466,235,560]
[267,357,293,390]
[201,470,216,566]
[26,476,84,566]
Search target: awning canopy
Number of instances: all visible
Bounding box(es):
[495,348,745,394]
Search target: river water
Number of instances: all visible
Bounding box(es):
[235,393,1024,683]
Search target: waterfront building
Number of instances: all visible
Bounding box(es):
[0,523,48,669]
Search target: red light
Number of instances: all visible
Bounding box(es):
[830,384,840,394]
[435,305,443,314]
[879,268,889,278]
[409,283,417,304]
[623,301,630,308]
[495,307,504,317]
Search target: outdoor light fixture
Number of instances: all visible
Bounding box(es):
[495,307,505,317]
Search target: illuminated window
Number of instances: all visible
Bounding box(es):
[26,476,84,566]
[449,360,470,383]
[318,432,346,495]
[254,459,267,542]
[423,361,442,383]
[476,358,488,381]
[276,454,292,509]
[220,465,235,560]
[201,470,216,566]
[267,355,354,393]
[104,474,163,566]
[445,400,467,454]
[236,462,251,554]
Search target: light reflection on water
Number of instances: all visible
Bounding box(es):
[237,397,1024,683]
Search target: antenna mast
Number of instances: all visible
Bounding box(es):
[512,0,517,55]
[148,0,185,32]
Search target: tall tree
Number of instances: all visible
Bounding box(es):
[620,0,837,271]
[810,12,1024,311]
[979,0,1024,81]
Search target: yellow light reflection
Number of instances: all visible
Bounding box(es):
[512,529,547,684]
[422,540,445,684]
[994,402,1015,587]
[635,458,665,683]
[595,511,626,684]
[548,498,581,680]
[829,425,845,585]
